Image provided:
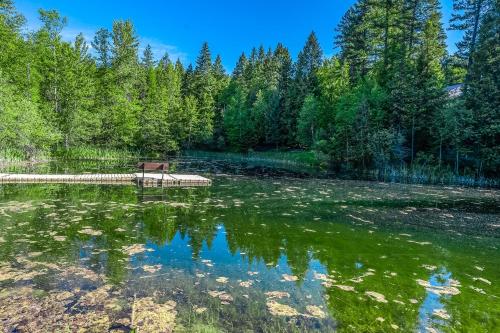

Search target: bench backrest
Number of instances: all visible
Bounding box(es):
[137,162,169,172]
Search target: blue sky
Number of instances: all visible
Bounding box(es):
[15,0,461,71]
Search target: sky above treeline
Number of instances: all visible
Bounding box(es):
[15,0,461,71]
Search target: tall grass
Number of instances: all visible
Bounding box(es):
[185,150,327,168]
[372,164,499,187]
[53,146,138,161]
[185,149,498,187]
[0,148,50,164]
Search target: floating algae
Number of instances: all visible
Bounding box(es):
[132,297,177,332]
[193,305,207,314]
[281,274,298,282]
[0,287,115,332]
[472,277,491,285]
[239,280,253,288]
[433,309,450,320]
[416,279,461,296]
[365,291,388,303]
[306,305,326,319]
[333,285,355,292]
[143,264,162,273]
[265,291,290,299]
[266,300,299,317]
[122,244,147,256]
[208,290,234,303]
[216,276,229,284]
[79,285,112,307]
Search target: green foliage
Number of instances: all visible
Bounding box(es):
[0,1,497,179]
[0,72,59,158]
[53,145,137,160]
[297,94,320,147]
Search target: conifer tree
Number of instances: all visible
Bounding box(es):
[192,42,216,143]
[288,32,323,145]
[450,0,494,74]
[464,2,499,174]
[107,19,140,147]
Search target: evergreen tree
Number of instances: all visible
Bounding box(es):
[464,2,499,175]
[271,44,293,147]
[288,32,323,145]
[107,19,140,147]
[192,42,216,143]
[335,0,370,80]
[450,0,494,74]
[212,54,229,148]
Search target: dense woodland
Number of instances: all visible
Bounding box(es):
[0,0,498,177]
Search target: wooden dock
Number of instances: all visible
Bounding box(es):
[0,173,211,187]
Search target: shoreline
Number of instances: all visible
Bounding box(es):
[1,150,498,189]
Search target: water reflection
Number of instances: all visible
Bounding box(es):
[418,269,456,332]
[0,168,499,332]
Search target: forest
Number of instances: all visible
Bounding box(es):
[0,0,498,178]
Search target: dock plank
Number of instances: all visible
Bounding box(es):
[0,173,211,187]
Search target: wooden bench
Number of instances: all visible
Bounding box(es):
[137,162,169,185]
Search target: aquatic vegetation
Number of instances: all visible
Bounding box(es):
[265,291,290,299]
[306,305,326,319]
[215,276,228,284]
[0,160,498,331]
[333,285,355,292]
[416,279,461,296]
[281,274,299,282]
[143,264,162,273]
[122,244,147,256]
[365,291,388,303]
[78,227,103,236]
[207,290,233,303]
[266,300,299,316]
[239,280,253,288]
[131,297,177,332]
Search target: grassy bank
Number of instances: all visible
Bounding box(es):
[2,146,137,164]
[52,146,138,161]
[184,150,328,173]
[0,149,50,165]
[184,149,498,187]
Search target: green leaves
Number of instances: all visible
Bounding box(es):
[0,72,59,158]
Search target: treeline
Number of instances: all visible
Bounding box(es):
[0,0,498,177]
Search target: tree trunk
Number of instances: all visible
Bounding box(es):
[383,0,391,69]
[467,0,483,72]
[411,113,415,165]
[439,136,443,168]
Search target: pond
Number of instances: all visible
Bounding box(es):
[0,159,498,332]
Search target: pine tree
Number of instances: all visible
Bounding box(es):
[272,44,293,147]
[288,32,323,145]
[107,19,140,147]
[405,0,447,164]
[464,2,499,175]
[450,0,494,74]
[192,42,216,143]
[212,54,229,148]
[141,44,154,68]
[335,0,370,81]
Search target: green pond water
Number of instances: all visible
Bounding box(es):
[0,160,498,332]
